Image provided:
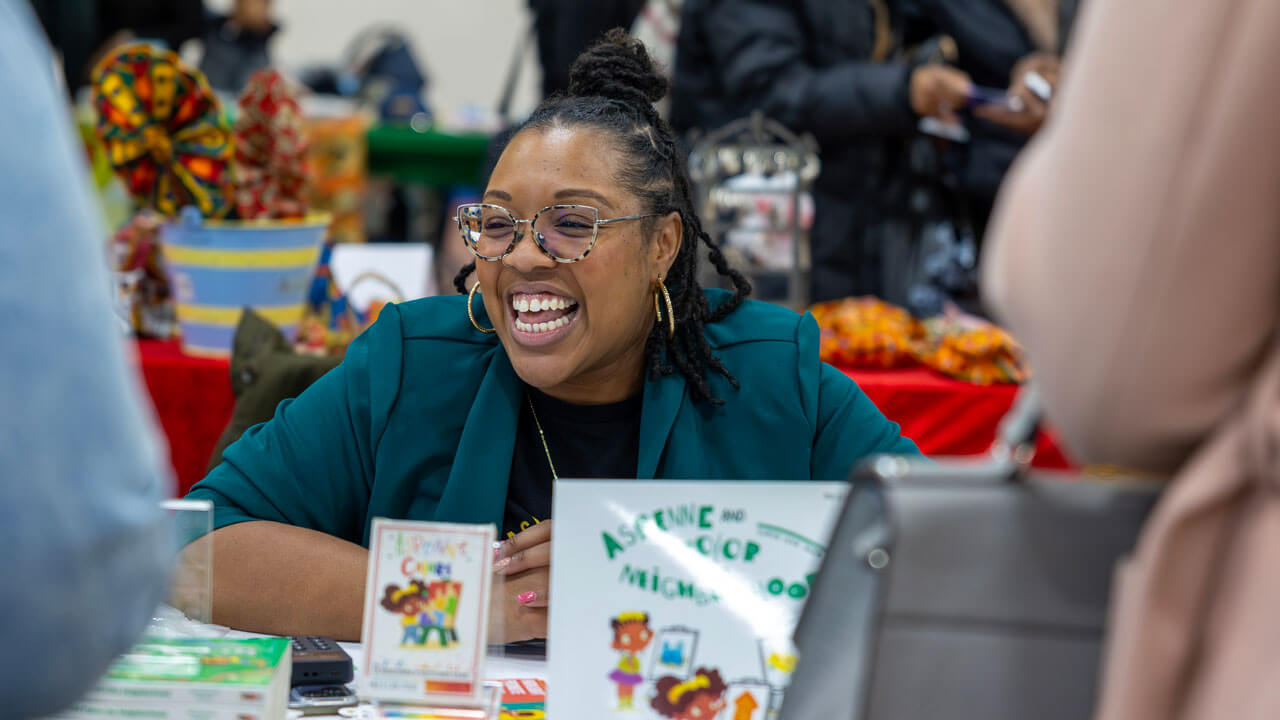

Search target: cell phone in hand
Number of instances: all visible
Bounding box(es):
[918,117,971,143]
[1024,71,1053,102]
[966,85,1026,113]
[290,636,354,687]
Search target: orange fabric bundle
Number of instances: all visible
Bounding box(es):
[809,297,1030,384]
[810,297,923,369]
[915,316,1031,385]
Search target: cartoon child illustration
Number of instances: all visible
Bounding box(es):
[419,581,462,648]
[651,668,728,720]
[380,579,430,646]
[608,612,653,709]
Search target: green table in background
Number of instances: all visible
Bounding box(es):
[365,124,492,189]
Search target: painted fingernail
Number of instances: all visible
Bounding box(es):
[493,556,511,573]
[517,591,537,605]
[493,541,504,561]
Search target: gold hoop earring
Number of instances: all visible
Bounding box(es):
[654,278,675,339]
[467,282,495,334]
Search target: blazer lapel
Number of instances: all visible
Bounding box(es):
[437,345,522,527]
[637,369,687,479]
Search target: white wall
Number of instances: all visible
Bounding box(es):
[209,0,543,126]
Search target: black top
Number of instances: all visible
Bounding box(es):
[502,386,641,539]
[527,0,646,98]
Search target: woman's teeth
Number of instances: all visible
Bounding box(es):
[515,315,572,333]
[511,293,578,336]
[513,296,575,312]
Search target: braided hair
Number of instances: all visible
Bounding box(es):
[453,29,752,405]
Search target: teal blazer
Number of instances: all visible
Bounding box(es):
[188,290,919,546]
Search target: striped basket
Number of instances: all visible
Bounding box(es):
[161,207,329,357]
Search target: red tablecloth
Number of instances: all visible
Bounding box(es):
[134,339,234,496]
[845,367,1072,468]
[135,340,1071,496]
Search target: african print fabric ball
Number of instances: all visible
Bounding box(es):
[91,43,234,219]
[232,69,309,220]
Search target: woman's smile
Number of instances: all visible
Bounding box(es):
[505,284,582,348]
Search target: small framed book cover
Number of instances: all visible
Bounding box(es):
[360,518,496,706]
[547,480,848,720]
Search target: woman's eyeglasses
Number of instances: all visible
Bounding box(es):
[454,203,662,263]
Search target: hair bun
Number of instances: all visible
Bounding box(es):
[567,28,668,107]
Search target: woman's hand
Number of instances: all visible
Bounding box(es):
[490,520,552,643]
[975,52,1061,135]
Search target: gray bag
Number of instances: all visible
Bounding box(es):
[781,388,1160,720]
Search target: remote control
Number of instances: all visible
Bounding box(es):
[290,636,354,687]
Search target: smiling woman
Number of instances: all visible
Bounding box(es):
[186,30,920,645]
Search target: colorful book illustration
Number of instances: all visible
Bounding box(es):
[548,480,847,719]
[647,626,698,679]
[57,637,291,719]
[361,518,495,707]
[499,677,547,719]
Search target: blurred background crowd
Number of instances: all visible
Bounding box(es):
[31,0,1075,316]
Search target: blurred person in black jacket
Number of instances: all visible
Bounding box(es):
[670,0,972,303]
[902,0,1079,239]
[30,0,205,93]
[671,0,1077,306]
[199,0,278,95]
[528,0,647,98]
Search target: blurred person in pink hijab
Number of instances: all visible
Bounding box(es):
[984,0,1280,716]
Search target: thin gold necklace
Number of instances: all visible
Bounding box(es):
[527,396,559,480]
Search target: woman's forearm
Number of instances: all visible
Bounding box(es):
[205,521,368,641]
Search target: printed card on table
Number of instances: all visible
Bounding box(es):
[548,480,847,720]
[360,518,495,707]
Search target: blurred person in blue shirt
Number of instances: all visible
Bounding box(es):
[0,1,172,717]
